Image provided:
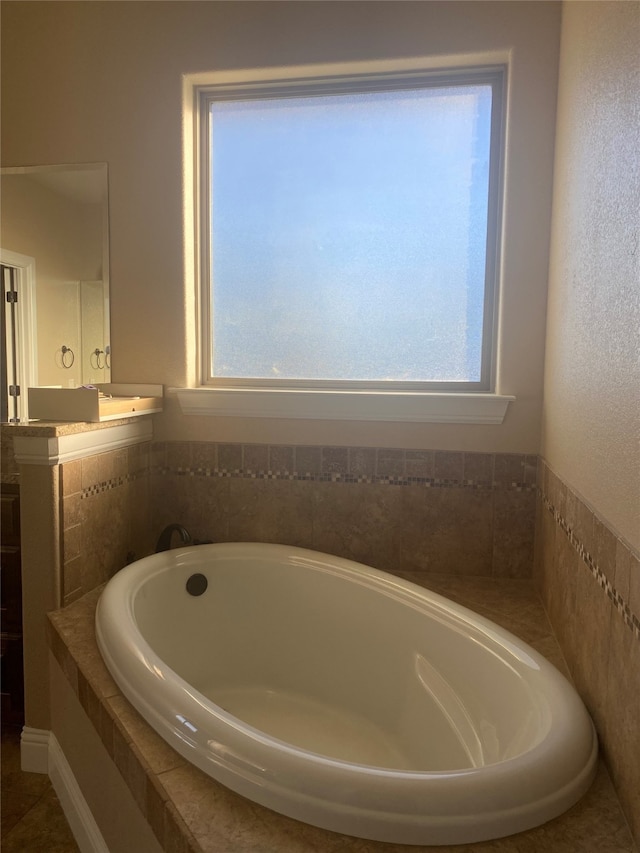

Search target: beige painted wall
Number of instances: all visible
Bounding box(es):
[542,1,640,551]
[1,1,561,452]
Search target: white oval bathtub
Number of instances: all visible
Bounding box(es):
[95,543,597,846]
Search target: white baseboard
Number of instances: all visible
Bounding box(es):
[20,727,109,853]
[20,726,50,773]
[48,732,110,853]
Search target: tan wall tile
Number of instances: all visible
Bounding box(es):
[243,444,268,474]
[60,460,82,496]
[0,428,19,480]
[433,450,463,481]
[492,490,536,578]
[405,449,434,479]
[229,478,314,546]
[311,480,402,572]
[167,442,193,472]
[322,446,349,475]
[376,447,405,479]
[629,551,640,619]
[62,492,82,529]
[399,486,494,575]
[128,441,151,476]
[63,523,82,564]
[350,446,377,478]
[463,451,493,485]
[603,611,640,841]
[191,442,217,473]
[614,539,632,605]
[294,446,321,475]
[593,515,618,586]
[493,453,526,488]
[571,567,613,732]
[524,454,539,486]
[269,445,294,473]
[217,443,241,472]
[81,452,114,490]
[63,555,83,599]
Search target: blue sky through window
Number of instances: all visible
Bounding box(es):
[209,83,492,382]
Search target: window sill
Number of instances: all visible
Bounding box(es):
[174,388,514,424]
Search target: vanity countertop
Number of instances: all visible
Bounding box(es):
[3,413,156,469]
[2,414,154,438]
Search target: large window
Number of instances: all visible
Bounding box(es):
[198,67,505,396]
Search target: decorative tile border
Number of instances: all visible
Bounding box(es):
[540,484,639,641]
[152,442,538,492]
[80,469,147,499]
[82,476,126,498]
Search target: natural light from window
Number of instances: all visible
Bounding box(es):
[204,74,501,390]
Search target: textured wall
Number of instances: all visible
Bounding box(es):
[542,1,640,550]
[539,3,640,838]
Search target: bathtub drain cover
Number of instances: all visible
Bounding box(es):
[186,573,208,596]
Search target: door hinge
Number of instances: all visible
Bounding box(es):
[5,291,18,303]
[9,385,20,397]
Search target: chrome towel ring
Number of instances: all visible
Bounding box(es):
[90,348,105,369]
[61,345,75,368]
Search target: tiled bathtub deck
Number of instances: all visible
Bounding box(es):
[48,577,636,853]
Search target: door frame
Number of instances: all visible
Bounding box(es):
[1,248,38,422]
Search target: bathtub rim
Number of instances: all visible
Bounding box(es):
[97,542,578,774]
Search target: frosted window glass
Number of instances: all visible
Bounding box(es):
[209,84,493,382]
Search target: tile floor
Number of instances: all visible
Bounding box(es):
[1,720,79,853]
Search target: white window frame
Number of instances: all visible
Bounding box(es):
[182,59,514,423]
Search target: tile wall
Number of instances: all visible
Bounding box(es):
[0,427,20,484]
[535,459,639,842]
[59,442,154,606]
[150,442,538,580]
[6,436,541,599]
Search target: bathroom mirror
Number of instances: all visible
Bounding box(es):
[1,163,110,420]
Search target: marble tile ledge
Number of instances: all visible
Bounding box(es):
[47,579,636,853]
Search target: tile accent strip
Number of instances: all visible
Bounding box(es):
[540,467,639,641]
[80,469,147,499]
[153,442,538,492]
